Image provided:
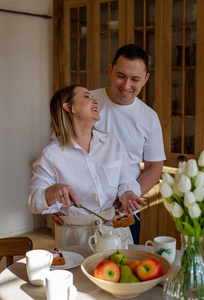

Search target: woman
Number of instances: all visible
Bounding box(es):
[28,85,145,246]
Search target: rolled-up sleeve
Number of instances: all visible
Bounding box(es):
[27,149,59,214]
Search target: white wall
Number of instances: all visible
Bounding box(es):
[0,0,53,237]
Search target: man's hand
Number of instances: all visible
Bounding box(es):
[121,191,146,214]
[113,199,122,212]
[50,212,65,226]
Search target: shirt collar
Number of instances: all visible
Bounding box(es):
[91,129,108,144]
[72,129,108,149]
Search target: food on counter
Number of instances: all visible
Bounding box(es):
[94,260,120,282]
[109,250,128,267]
[119,265,140,283]
[93,250,163,283]
[112,212,135,228]
[127,260,141,275]
[51,248,66,265]
[136,258,163,281]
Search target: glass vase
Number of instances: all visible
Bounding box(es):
[163,235,204,300]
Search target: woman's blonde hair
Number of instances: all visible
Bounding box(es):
[50,85,80,147]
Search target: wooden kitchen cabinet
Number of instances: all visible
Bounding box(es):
[54,0,204,167]
[126,0,204,166]
[62,0,126,89]
[161,0,204,166]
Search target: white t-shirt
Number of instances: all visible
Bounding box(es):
[28,130,141,216]
[91,88,166,179]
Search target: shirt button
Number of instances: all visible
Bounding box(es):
[87,158,91,161]
[94,176,97,180]
[100,195,103,198]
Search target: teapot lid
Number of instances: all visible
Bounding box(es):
[101,230,119,240]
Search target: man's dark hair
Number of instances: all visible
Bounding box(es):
[112,44,149,73]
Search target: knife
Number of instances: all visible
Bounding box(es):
[70,201,113,226]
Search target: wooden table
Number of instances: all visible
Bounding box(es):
[0,244,164,300]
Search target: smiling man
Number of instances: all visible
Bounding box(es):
[106,54,150,106]
[91,44,166,244]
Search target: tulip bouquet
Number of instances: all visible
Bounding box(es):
[159,151,204,237]
[160,151,204,299]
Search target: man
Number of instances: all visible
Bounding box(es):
[91,44,166,243]
[51,44,166,243]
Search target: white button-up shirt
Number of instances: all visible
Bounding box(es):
[27,130,141,216]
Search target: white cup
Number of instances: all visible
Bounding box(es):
[45,270,77,300]
[26,249,53,286]
[145,236,176,264]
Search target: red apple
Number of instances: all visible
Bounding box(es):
[127,260,141,275]
[94,260,120,282]
[136,258,163,281]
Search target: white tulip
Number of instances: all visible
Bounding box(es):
[185,159,198,177]
[177,174,191,193]
[171,202,183,218]
[198,150,204,167]
[172,182,184,197]
[179,161,186,173]
[159,182,173,198]
[194,171,204,187]
[163,199,172,212]
[162,173,174,186]
[193,187,204,202]
[175,168,183,182]
[184,191,196,207]
[188,202,201,218]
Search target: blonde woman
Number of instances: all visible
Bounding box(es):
[28,85,145,246]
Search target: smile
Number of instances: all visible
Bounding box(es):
[119,89,133,95]
[91,107,98,111]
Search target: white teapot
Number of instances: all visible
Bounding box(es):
[88,230,129,253]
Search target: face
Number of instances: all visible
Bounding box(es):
[64,86,100,124]
[107,56,150,105]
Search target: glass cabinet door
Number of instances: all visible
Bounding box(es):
[99,0,119,87]
[171,0,197,158]
[126,0,156,109]
[64,1,91,88]
[92,0,126,88]
[134,0,155,109]
[70,5,87,86]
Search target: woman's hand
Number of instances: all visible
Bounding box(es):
[121,191,146,214]
[45,183,80,207]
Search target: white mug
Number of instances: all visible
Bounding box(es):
[26,249,53,286]
[145,236,176,264]
[45,270,77,300]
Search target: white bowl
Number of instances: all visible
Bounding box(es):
[81,249,170,298]
[110,20,119,30]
